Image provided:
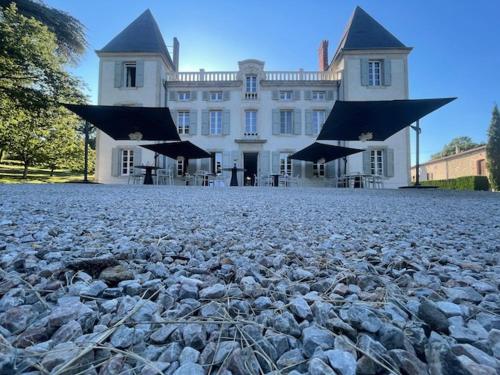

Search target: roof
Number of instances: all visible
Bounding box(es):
[333,6,409,62]
[97,9,174,68]
[411,145,487,169]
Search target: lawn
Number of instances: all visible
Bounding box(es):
[0,161,93,183]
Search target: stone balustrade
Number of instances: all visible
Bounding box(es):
[166,69,337,82]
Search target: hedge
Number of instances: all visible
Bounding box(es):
[419,176,490,191]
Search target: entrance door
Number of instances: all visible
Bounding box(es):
[243,152,258,186]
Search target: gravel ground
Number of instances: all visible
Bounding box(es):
[0,184,499,375]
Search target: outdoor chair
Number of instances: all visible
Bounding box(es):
[128,169,143,184]
[260,175,273,187]
[156,169,173,185]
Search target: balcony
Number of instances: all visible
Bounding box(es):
[244,92,258,100]
[235,132,266,144]
[165,69,338,83]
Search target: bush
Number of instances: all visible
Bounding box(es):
[420,176,490,191]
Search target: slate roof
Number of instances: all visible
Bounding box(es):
[333,6,409,62]
[98,9,174,67]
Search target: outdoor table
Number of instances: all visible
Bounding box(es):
[270,174,282,187]
[222,164,245,186]
[134,165,160,185]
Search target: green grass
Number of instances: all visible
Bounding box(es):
[0,161,94,184]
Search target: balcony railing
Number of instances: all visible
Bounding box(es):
[166,69,337,82]
[244,92,258,100]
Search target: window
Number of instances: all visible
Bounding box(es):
[246,75,257,93]
[177,158,184,176]
[280,91,293,101]
[211,152,223,175]
[209,110,222,135]
[279,153,292,175]
[125,63,136,88]
[121,149,134,176]
[245,110,257,134]
[312,91,325,100]
[312,110,326,135]
[370,149,384,175]
[210,91,223,101]
[177,111,190,135]
[280,110,293,134]
[368,60,382,86]
[313,161,325,177]
[178,91,191,101]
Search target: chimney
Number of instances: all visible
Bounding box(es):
[455,145,460,154]
[318,40,329,71]
[173,37,179,72]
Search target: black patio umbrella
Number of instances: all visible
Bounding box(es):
[290,142,364,163]
[140,141,210,160]
[63,103,180,141]
[317,98,456,141]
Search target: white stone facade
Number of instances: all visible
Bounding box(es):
[95,11,411,188]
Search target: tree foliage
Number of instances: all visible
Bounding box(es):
[431,136,480,160]
[486,105,500,190]
[0,3,88,178]
[0,0,87,62]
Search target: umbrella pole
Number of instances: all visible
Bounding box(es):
[83,120,89,183]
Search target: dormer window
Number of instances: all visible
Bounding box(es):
[178,91,191,101]
[279,90,293,101]
[368,60,382,86]
[125,62,136,87]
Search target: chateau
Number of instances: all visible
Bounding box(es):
[95,6,412,187]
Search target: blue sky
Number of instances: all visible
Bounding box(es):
[46,0,499,163]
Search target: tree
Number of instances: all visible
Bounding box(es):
[0,0,87,62]
[486,105,500,190]
[431,136,480,160]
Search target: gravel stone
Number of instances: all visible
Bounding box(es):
[325,349,356,375]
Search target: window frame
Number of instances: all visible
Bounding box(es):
[124,62,137,88]
[279,90,293,101]
[177,111,190,135]
[280,110,293,135]
[370,149,384,175]
[211,152,223,175]
[279,153,292,176]
[313,161,325,177]
[245,75,257,93]
[178,91,191,101]
[312,91,326,100]
[121,149,134,176]
[209,110,222,135]
[210,91,223,101]
[176,158,184,176]
[244,110,257,134]
[368,60,382,87]
[312,110,326,135]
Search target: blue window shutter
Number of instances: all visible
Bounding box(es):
[136,60,144,87]
[360,58,369,86]
[326,161,336,177]
[293,90,301,101]
[200,158,209,171]
[111,148,121,176]
[293,109,302,135]
[272,109,280,135]
[190,91,197,101]
[363,149,371,174]
[326,90,334,101]
[202,91,208,101]
[293,160,302,177]
[304,90,312,100]
[305,110,313,136]
[383,59,392,86]
[201,110,209,135]
[133,147,142,166]
[384,148,394,177]
[305,162,313,178]
[259,151,270,176]
[187,159,197,174]
[114,62,123,88]
[169,91,177,101]
[272,90,279,100]
[223,91,230,101]
[190,110,198,135]
[222,110,230,135]
[271,151,280,174]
